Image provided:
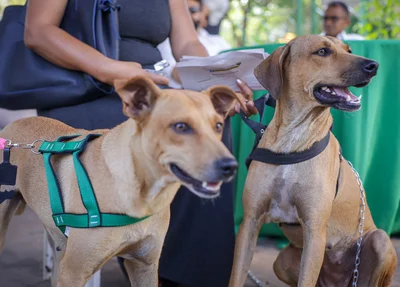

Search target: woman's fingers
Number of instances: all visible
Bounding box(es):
[146,72,169,86]
[246,100,258,115]
[236,79,253,100]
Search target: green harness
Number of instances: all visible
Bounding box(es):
[39,134,149,235]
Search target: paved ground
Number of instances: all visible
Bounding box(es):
[0,207,399,287]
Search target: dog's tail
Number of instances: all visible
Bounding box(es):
[15,196,26,215]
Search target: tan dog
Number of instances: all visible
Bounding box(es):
[229,35,398,287]
[0,76,241,287]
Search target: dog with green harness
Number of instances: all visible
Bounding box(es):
[0,76,241,287]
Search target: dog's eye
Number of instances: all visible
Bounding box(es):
[216,122,224,133]
[172,122,192,134]
[314,48,331,57]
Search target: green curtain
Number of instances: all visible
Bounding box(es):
[230,40,400,237]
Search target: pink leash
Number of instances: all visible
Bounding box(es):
[0,138,7,150]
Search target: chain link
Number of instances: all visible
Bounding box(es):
[346,160,366,287]
[5,139,45,155]
[247,270,265,287]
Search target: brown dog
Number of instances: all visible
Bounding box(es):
[229,35,398,287]
[0,76,241,287]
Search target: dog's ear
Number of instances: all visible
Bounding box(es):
[205,86,241,118]
[114,76,161,120]
[254,44,290,100]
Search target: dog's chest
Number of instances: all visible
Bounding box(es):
[266,169,305,224]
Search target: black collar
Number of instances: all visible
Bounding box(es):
[240,94,331,168]
[247,132,330,167]
[240,94,341,197]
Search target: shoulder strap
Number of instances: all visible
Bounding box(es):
[40,134,149,233]
[39,134,101,231]
[72,134,102,227]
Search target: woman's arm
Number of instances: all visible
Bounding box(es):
[168,0,257,116]
[24,0,168,85]
[169,0,209,60]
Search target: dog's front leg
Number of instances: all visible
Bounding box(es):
[298,223,327,287]
[229,212,266,287]
[122,234,164,287]
[296,194,332,287]
[56,229,122,287]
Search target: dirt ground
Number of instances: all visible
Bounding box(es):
[0,207,399,287]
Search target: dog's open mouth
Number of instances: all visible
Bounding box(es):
[313,84,366,111]
[170,164,222,198]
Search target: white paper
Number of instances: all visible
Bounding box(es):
[176,49,269,92]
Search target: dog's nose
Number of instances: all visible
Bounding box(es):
[215,157,238,178]
[362,60,379,74]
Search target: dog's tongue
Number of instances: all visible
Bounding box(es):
[332,87,359,101]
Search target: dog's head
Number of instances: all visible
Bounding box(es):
[254,35,379,111]
[114,76,239,199]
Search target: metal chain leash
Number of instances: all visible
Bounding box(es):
[346,159,366,287]
[248,270,265,287]
[247,158,366,287]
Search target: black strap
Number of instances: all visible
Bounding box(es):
[239,93,271,155]
[247,132,331,166]
[0,190,15,204]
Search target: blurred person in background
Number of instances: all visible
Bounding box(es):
[190,0,231,56]
[203,0,229,35]
[321,1,364,40]
[158,0,231,88]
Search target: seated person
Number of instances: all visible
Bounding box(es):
[321,1,365,40]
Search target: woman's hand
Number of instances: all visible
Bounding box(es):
[106,61,169,86]
[228,79,259,117]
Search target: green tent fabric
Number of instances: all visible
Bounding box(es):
[229,40,400,238]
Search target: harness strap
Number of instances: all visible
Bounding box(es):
[39,134,149,234]
[72,135,102,227]
[53,213,148,229]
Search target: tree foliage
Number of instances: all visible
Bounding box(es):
[221,0,400,48]
[222,0,298,47]
[353,0,400,39]
[0,0,25,19]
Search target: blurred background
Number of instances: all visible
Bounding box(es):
[219,0,399,46]
[0,1,399,286]
[1,0,400,46]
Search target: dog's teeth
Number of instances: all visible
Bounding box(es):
[358,95,363,100]
[346,95,351,101]
[202,181,222,192]
[322,87,328,91]
[326,88,331,92]
[331,91,336,95]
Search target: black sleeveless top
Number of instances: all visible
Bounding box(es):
[118,0,171,67]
